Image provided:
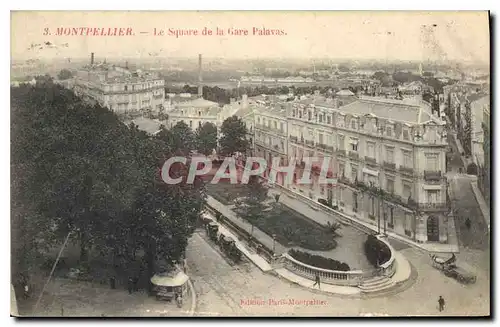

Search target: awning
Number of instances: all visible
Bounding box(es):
[349,139,359,145]
[151,271,189,287]
[362,168,379,177]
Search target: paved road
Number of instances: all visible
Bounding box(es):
[186,232,490,316]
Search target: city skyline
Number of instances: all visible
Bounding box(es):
[11,11,489,64]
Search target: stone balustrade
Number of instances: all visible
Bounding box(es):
[282,253,365,286]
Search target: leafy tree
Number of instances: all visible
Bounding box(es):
[57,69,73,80]
[156,121,196,155]
[219,116,249,156]
[196,122,218,155]
[234,176,268,225]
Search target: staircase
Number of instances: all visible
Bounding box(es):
[358,276,394,293]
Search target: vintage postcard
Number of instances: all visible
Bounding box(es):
[10,11,490,317]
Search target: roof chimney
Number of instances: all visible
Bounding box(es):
[91,52,94,66]
[198,54,203,98]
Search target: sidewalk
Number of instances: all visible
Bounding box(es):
[274,251,412,297]
[470,180,490,231]
[202,211,273,272]
[273,186,459,254]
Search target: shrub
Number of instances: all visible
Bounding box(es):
[467,162,478,175]
[364,235,391,267]
[288,249,350,271]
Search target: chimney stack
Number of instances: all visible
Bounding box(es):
[198,54,203,98]
[91,52,95,66]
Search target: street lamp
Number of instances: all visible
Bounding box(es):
[272,234,277,253]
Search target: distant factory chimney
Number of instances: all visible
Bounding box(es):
[91,52,95,66]
[198,54,203,98]
[125,61,128,69]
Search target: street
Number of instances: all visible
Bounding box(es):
[186,231,490,316]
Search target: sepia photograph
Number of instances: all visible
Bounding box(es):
[10,10,491,317]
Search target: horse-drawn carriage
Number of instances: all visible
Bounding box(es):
[430,253,476,284]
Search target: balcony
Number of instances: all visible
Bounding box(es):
[153,94,164,100]
[348,151,359,160]
[325,145,335,153]
[424,170,443,182]
[336,149,346,156]
[305,140,315,148]
[383,161,396,170]
[399,166,414,176]
[417,202,448,212]
[289,135,298,143]
[365,156,377,165]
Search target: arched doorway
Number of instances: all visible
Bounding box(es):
[427,216,440,242]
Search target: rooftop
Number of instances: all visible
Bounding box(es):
[175,98,219,109]
[128,117,163,135]
[337,98,439,125]
[336,89,355,96]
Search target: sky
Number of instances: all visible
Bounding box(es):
[11,11,490,64]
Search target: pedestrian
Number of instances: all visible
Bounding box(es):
[127,277,134,294]
[465,218,471,230]
[109,276,116,289]
[438,296,445,312]
[23,283,29,299]
[133,276,139,292]
[312,273,321,289]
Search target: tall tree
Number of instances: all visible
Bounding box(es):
[234,175,269,229]
[57,69,73,80]
[219,116,249,156]
[156,121,196,155]
[196,122,218,155]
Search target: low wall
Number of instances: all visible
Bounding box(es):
[204,204,276,262]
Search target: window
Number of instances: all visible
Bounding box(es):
[427,190,440,203]
[318,133,324,145]
[351,166,358,182]
[403,129,410,141]
[426,154,439,171]
[402,150,413,168]
[280,122,284,132]
[338,135,345,150]
[385,147,394,163]
[308,111,312,120]
[319,114,323,123]
[327,115,331,124]
[350,138,359,151]
[386,126,393,137]
[403,183,412,199]
[198,121,202,128]
[189,120,193,128]
[404,214,412,235]
[198,111,201,116]
[257,117,261,124]
[366,142,375,158]
[351,119,357,129]
[386,178,395,193]
[263,118,266,126]
[338,163,345,177]
[274,121,277,129]
[124,85,128,91]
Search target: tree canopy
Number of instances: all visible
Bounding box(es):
[219,116,249,156]
[196,122,218,155]
[11,81,205,286]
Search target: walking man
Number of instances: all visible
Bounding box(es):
[465,218,471,230]
[438,296,445,312]
[127,277,134,294]
[312,273,321,289]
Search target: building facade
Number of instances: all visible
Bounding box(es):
[246,92,450,244]
[478,106,490,206]
[167,98,220,131]
[73,65,165,114]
